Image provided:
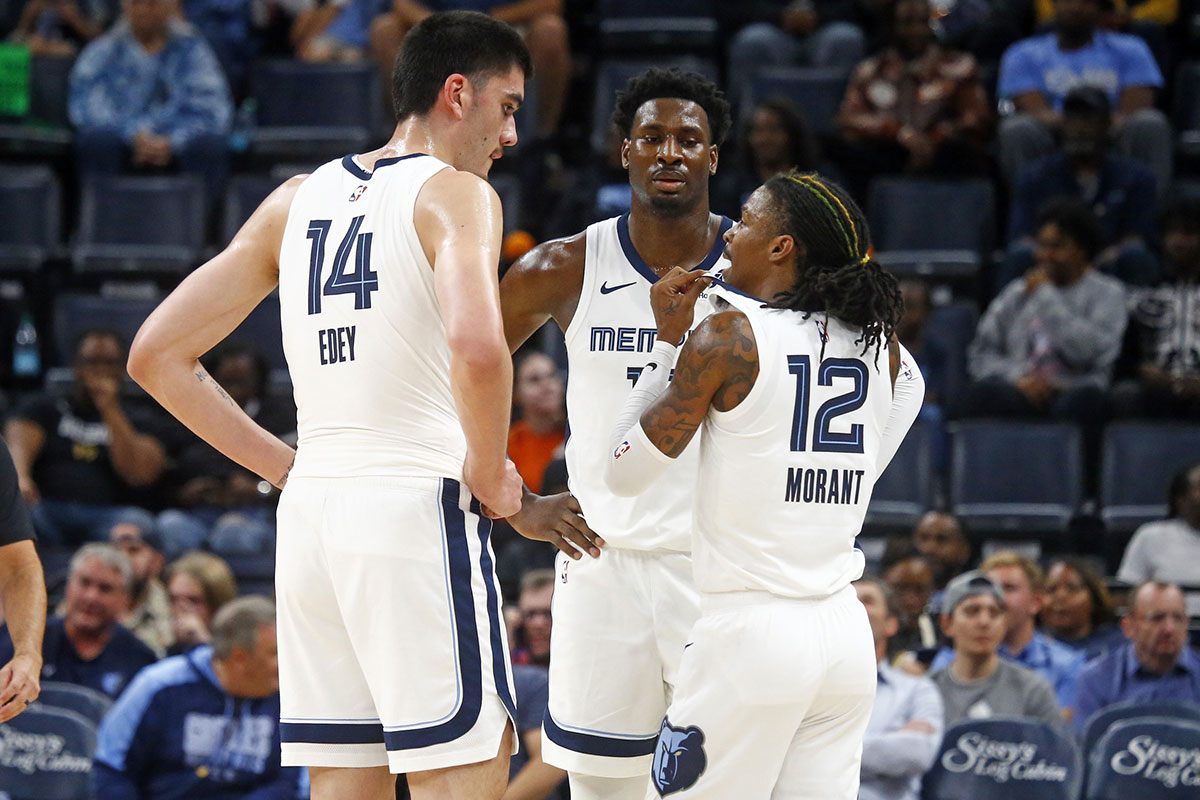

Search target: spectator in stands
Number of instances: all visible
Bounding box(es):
[1041,557,1126,661]
[1117,463,1200,592]
[882,550,940,660]
[512,568,553,668]
[109,516,172,658]
[507,351,564,495]
[5,329,165,548]
[897,280,949,412]
[252,0,350,57]
[1001,87,1160,291]
[0,543,156,700]
[713,97,819,220]
[833,0,990,198]
[165,551,238,655]
[981,552,1083,711]
[965,200,1126,456]
[369,2,569,144]
[157,345,293,555]
[93,596,303,799]
[179,0,254,96]
[0,438,46,723]
[294,0,383,61]
[931,571,1062,727]
[855,576,944,800]
[1116,197,1200,418]
[11,0,114,56]
[1073,580,1200,731]
[928,553,1086,713]
[995,0,1171,191]
[507,663,567,800]
[911,511,971,591]
[68,0,233,204]
[723,0,870,109]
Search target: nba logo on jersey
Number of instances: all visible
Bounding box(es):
[348,185,368,202]
[614,441,631,460]
[651,718,707,796]
[815,319,829,343]
[901,358,914,381]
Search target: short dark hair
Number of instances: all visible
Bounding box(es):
[1167,462,1200,517]
[1162,196,1200,235]
[392,11,532,121]
[75,327,126,357]
[611,67,731,146]
[1036,198,1102,261]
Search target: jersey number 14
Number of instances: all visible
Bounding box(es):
[306,216,378,315]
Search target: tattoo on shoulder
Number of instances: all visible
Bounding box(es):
[709,312,758,412]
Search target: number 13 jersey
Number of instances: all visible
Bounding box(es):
[278,153,465,481]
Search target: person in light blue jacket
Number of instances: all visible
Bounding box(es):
[69,0,232,204]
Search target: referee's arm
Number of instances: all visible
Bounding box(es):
[0,539,45,722]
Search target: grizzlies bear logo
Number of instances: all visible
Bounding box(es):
[651,718,707,796]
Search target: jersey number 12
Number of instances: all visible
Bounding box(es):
[787,356,868,454]
[306,216,378,315]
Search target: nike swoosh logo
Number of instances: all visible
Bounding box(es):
[645,362,657,372]
[600,281,637,295]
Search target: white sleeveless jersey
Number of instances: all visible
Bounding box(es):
[563,213,731,552]
[693,282,892,598]
[278,153,465,480]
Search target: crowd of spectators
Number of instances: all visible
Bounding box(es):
[2,0,1200,797]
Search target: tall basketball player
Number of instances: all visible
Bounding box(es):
[129,12,532,800]
[498,68,732,800]
[605,173,925,798]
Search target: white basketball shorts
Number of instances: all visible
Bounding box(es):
[275,475,517,774]
[542,547,701,778]
[646,585,877,799]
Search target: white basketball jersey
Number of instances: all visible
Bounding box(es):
[278,153,465,481]
[693,282,893,598]
[563,214,731,552]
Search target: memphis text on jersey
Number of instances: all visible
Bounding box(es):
[785,467,866,505]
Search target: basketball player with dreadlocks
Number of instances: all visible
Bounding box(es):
[605,172,924,799]
[498,68,732,800]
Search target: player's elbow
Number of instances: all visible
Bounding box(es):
[125,329,161,391]
[448,328,510,374]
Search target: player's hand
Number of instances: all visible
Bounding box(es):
[508,491,604,560]
[0,652,42,723]
[466,458,523,519]
[650,267,712,345]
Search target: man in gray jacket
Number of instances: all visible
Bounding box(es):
[965,198,1125,465]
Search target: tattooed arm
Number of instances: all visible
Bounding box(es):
[128,177,301,489]
[604,307,760,497]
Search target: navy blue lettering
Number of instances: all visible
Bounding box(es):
[617,327,636,352]
[590,327,616,352]
[785,467,802,502]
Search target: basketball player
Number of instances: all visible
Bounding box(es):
[128,12,534,800]
[605,173,925,798]
[498,68,732,799]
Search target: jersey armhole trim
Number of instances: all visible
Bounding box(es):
[563,222,602,348]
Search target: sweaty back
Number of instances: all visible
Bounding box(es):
[278,153,466,480]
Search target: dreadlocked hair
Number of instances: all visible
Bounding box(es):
[764,171,903,362]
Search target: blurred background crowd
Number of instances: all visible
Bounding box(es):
[0,0,1199,798]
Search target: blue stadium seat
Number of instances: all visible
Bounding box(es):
[744,67,849,135]
[1080,701,1200,767]
[490,173,523,236]
[590,57,719,154]
[34,681,114,728]
[866,420,934,530]
[869,179,996,251]
[1174,62,1200,161]
[0,165,61,271]
[1086,716,1200,799]
[597,0,718,55]
[922,717,1082,800]
[226,292,286,372]
[1100,422,1200,534]
[924,300,978,415]
[223,552,275,597]
[222,174,279,245]
[949,421,1084,536]
[51,292,160,365]
[73,175,206,275]
[251,61,379,160]
[0,705,97,800]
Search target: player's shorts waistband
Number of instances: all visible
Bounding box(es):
[700,584,855,613]
[284,474,461,493]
